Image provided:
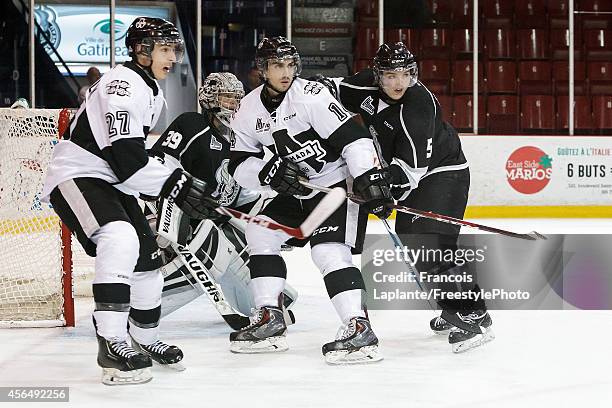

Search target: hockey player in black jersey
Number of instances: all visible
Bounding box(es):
[148,72,297,323]
[228,37,393,364]
[42,17,217,384]
[320,42,493,353]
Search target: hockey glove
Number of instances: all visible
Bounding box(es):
[258,155,312,196]
[388,163,412,201]
[353,167,393,219]
[160,169,218,219]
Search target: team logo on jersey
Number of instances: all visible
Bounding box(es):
[304,82,324,95]
[255,118,271,133]
[214,159,240,206]
[106,80,131,97]
[210,135,222,151]
[284,139,326,172]
[360,95,376,115]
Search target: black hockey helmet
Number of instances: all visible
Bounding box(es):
[255,36,302,78]
[126,17,184,63]
[373,42,418,87]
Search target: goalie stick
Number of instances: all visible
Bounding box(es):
[299,181,547,241]
[146,201,250,330]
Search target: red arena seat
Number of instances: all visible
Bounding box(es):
[521,95,555,131]
[452,60,484,94]
[486,61,517,94]
[556,96,593,131]
[452,95,485,131]
[420,28,451,59]
[519,61,552,94]
[553,61,587,95]
[487,95,519,133]
[592,95,612,129]
[485,28,516,59]
[518,29,549,59]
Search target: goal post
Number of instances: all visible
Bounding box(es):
[0,108,78,328]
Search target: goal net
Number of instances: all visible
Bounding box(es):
[0,108,93,328]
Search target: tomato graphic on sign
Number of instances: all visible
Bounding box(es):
[506,146,553,194]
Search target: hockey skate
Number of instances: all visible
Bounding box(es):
[229,306,288,353]
[97,334,152,386]
[444,310,495,353]
[322,317,383,365]
[430,315,454,335]
[132,338,185,371]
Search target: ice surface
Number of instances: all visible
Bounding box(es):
[1,219,611,408]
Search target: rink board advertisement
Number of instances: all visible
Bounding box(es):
[34,4,171,65]
[361,234,612,311]
[460,136,612,211]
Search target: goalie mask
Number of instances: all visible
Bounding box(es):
[198,72,245,132]
[126,17,185,63]
[373,42,418,95]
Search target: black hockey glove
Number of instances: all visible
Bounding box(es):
[388,163,412,201]
[353,167,393,219]
[160,169,218,219]
[258,155,312,196]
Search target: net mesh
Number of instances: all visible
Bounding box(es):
[0,108,94,326]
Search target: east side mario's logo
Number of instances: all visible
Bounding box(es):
[506,146,553,194]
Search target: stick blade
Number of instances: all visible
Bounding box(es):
[299,187,347,238]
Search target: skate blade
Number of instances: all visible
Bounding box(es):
[451,328,495,353]
[101,367,153,386]
[153,360,186,372]
[325,345,383,365]
[229,336,288,354]
[432,328,451,336]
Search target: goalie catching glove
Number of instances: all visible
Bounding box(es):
[258,155,312,196]
[160,168,218,219]
[353,167,394,219]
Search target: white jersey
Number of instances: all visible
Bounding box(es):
[229,77,377,199]
[42,62,173,201]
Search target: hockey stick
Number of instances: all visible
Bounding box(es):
[214,186,347,239]
[381,219,437,311]
[299,181,547,241]
[145,201,250,330]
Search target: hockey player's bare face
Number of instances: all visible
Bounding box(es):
[144,44,178,80]
[265,59,297,94]
[380,70,412,100]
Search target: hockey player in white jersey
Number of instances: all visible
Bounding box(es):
[41,17,217,385]
[228,37,393,364]
[148,72,298,325]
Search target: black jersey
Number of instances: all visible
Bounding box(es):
[333,69,468,196]
[150,112,259,209]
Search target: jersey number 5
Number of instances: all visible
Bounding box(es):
[426,138,433,159]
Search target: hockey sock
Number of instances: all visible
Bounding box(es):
[129,305,161,345]
[249,255,287,308]
[93,283,130,340]
[324,267,367,322]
